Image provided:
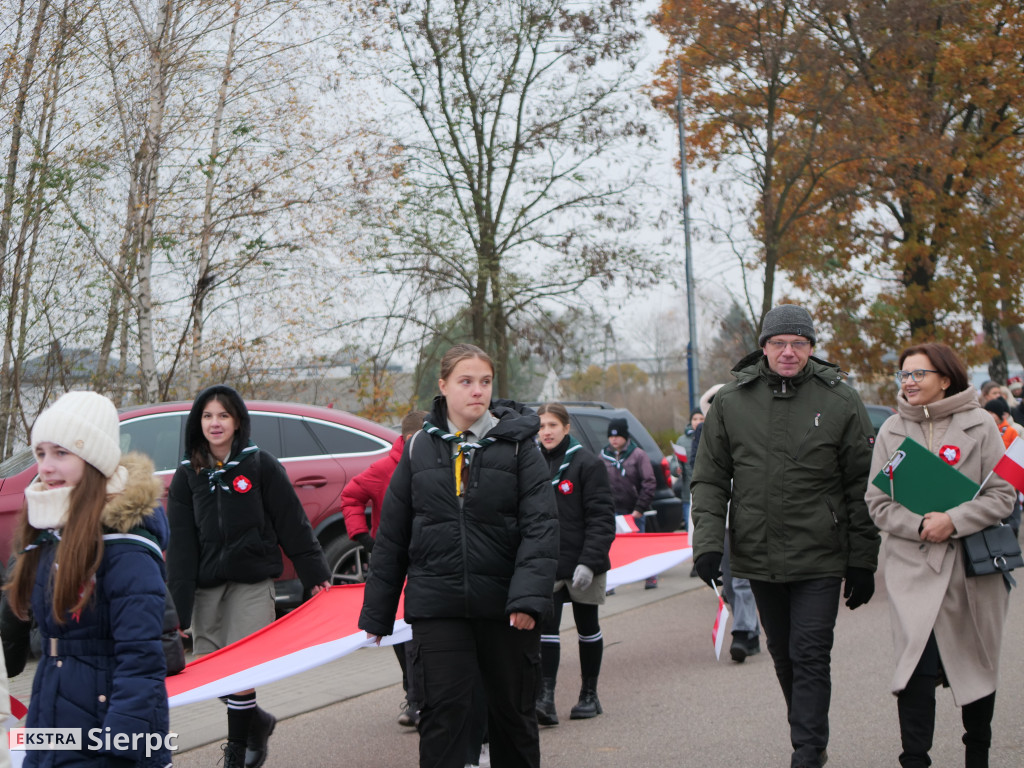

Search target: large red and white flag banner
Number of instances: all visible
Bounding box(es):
[166,532,691,707]
[993,437,1024,493]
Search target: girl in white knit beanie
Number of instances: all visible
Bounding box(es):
[2,391,173,767]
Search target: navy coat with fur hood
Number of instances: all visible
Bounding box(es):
[166,385,329,628]
[358,397,558,635]
[20,453,171,768]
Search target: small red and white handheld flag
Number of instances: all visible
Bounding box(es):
[993,437,1024,493]
[615,515,641,533]
[711,583,730,660]
[671,443,688,464]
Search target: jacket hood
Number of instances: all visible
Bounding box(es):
[427,396,540,442]
[389,435,406,461]
[101,452,167,545]
[896,386,980,423]
[732,350,844,387]
[184,384,251,457]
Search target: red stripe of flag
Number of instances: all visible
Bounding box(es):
[10,695,27,720]
[994,437,1024,494]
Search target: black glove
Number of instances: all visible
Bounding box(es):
[694,552,723,588]
[843,566,875,610]
[355,533,375,554]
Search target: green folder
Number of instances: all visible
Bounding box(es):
[871,437,979,515]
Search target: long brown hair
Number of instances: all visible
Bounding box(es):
[5,464,109,623]
[190,394,243,470]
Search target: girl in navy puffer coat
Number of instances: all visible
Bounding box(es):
[3,391,171,768]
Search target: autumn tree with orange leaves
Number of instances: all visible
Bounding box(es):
[654,0,1024,379]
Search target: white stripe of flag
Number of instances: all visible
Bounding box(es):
[712,596,730,660]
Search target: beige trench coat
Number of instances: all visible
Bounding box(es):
[866,387,1015,705]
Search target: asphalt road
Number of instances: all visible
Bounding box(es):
[168,565,1024,768]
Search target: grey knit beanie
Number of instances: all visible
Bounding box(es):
[31,391,122,478]
[758,305,816,347]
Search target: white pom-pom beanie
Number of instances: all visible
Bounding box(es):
[31,391,122,478]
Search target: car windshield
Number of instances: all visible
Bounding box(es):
[0,446,35,478]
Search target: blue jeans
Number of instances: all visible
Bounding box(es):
[722,532,759,636]
[749,577,841,768]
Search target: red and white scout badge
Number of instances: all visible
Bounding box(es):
[939,445,960,466]
[233,475,253,493]
[558,479,573,495]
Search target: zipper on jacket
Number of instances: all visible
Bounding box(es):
[826,498,841,553]
[215,486,225,575]
[453,442,470,614]
[923,404,933,450]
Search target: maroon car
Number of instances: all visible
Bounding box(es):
[0,401,398,611]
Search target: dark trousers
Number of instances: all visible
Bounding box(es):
[750,577,841,768]
[394,640,422,708]
[412,617,541,768]
[898,632,996,768]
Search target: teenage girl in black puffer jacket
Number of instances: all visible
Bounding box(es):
[359,344,558,768]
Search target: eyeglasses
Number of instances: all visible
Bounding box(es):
[893,369,939,383]
[765,340,811,351]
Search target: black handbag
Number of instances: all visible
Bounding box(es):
[962,523,1023,588]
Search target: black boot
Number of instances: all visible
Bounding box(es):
[962,692,995,768]
[897,675,936,768]
[244,706,276,768]
[220,741,246,768]
[536,677,559,726]
[569,677,602,720]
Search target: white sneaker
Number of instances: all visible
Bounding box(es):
[479,744,491,768]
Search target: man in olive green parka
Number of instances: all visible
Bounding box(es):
[691,304,880,768]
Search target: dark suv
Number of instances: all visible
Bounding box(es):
[527,401,684,532]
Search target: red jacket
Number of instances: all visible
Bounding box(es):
[341,436,405,538]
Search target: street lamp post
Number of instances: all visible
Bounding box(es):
[676,62,700,413]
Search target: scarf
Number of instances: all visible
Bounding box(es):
[423,421,497,496]
[549,436,582,486]
[183,442,260,493]
[601,441,637,476]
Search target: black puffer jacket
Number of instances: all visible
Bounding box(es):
[358,397,558,635]
[167,385,329,627]
[542,436,615,579]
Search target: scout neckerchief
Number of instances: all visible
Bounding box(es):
[20,528,60,553]
[181,441,259,493]
[601,440,636,476]
[550,435,582,487]
[423,421,497,496]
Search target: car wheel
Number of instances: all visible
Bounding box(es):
[323,535,370,585]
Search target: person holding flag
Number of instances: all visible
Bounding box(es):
[359,344,558,768]
[691,305,878,768]
[867,342,1016,768]
[534,402,615,726]
[601,418,657,588]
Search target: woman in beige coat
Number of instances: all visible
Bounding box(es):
[867,343,1015,768]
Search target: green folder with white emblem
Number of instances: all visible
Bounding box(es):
[871,436,979,516]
